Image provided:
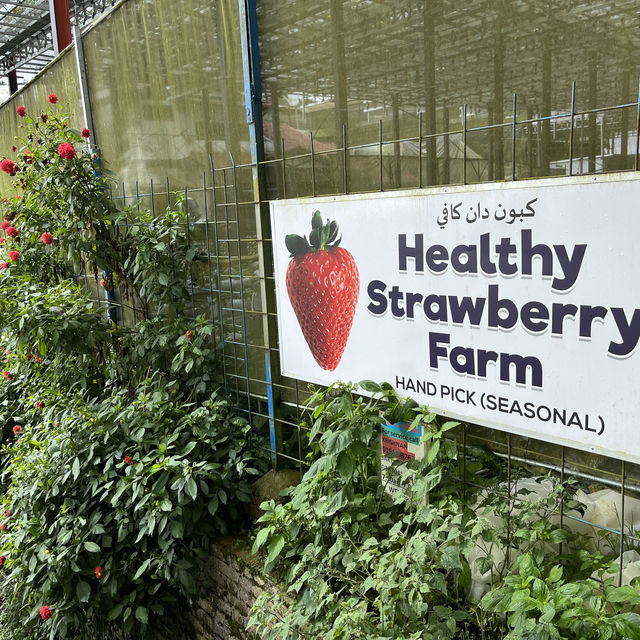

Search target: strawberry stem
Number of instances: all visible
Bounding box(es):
[285,211,341,257]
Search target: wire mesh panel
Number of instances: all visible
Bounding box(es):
[106,84,640,585]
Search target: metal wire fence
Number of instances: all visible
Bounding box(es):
[93,83,640,586]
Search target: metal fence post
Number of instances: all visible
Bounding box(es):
[238,0,283,467]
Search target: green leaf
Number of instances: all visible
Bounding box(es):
[84,541,100,553]
[133,558,151,581]
[253,527,271,552]
[267,534,285,564]
[72,457,80,480]
[170,519,184,539]
[76,581,91,603]
[107,604,124,621]
[135,606,148,625]
[336,451,353,480]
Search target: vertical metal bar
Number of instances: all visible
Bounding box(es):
[635,75,640,171]
[559,446,565,555]
[184,186,197,319]
[462,103,468,185]
[619,460,626,587]
[240,0,282,463]
[343,123,349,194]
[506,433,512,567]
[462,424,467,504]
[49,0,72,54]
[135,180,147,320]
[209,154,228,396]
[511,92,517,181]
[229,153,252,420]
[222,167,240,400]
[201,170,217,353]
[72,25,96,152]
[418,111,423,188]
[122,181,137,326]
[310,131,316,197]
[7,70,17,95]
[281,139,287,199]
[569,81,576,176]
[379,119,383,191]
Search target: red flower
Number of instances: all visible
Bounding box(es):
[39,605,52,621]
[47,93,58,104]
[16,106,25,117]
[1,523,6,531]
[99,278,105,288]
[9,251,19,262]
[4,510,9,518]
[124,455,133,465]
[0,239,5,245]
[3,371,12,380]
[186,330,194,340]
[0,220,8,230]
[41,232,53,245]
[6,226,18,238]
[25,352,31,361]
[12,425,21,434]
[81,128,91,139]
[36,400,44,409]
[24,152,32,164]
[0,262,8,270]
[94,565,104,579]
[10,145,16,152]
[0,159,16,175]
[0,555,5,565]
[57,143,75,160]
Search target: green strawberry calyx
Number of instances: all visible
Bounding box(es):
[285,211,341,257]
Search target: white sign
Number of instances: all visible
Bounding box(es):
[270,173,640,463]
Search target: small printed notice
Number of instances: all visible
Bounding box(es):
[381,421,427,496]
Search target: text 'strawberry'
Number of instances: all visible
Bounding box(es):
[285,212,359,371]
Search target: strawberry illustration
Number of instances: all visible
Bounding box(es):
[285,211,359,371]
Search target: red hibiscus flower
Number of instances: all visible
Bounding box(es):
[39,605,52,621]
[16,106,25,117]
[12,425,21,434]
[0,159,16,175]
[47,93,58,104]
[6,226,18,238]
[57,143,75,160]
[94,565,104,579]
[81,128,91,139]
[41,232,53,245]
[9,251,19,262]
[124,455,133,465]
